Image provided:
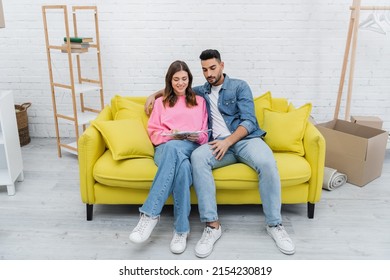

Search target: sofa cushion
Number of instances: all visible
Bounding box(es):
[262,103,312,156]
[212,153,311,189]
[111,95,149,128]
[94,150,157,188]
[254,91,272,127]
[273,153,311,185]
[94,150,311,190]
[271,98,289,112]
[92,118,154,160]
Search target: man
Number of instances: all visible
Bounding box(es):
[145,49,295,258]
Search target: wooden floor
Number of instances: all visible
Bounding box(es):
[0,138,389,260]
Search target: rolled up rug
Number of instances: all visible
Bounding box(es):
[322,167,347,191]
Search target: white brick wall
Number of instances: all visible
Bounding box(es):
[0,0,389,137]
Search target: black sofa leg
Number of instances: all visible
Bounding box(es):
[86,204,93,221]
[307,202,315,219]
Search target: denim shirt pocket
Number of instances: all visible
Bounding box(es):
[220,91,237,115]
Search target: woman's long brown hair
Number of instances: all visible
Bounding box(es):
[163,60,198,108]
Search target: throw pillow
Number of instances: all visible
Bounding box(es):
[111,95,149,128]
[253,91,272,127]
[92,118,154,160]
[262,103,312,156]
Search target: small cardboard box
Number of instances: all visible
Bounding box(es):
[351,116,383,129]
[316,119,388,187]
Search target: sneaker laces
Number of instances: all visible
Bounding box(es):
[134,214,156,234]
[199,227,214,244]
[172,233,187,243]
[273,225,290,240]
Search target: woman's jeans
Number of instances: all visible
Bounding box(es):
[191,137,282,226]
[140,140,199,234]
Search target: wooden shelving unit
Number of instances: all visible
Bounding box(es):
[42,5,104,157]
[0,91,24,195]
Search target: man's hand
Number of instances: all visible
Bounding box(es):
[209,138,232,160]
[144,95,156,115]
[144,89,164,115]
[208,126,249,160]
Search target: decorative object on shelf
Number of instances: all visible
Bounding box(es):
[42,5,104,157]
[14,103,32,147]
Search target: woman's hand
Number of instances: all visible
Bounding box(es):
[186,133,200,142]
[170,130,187,140]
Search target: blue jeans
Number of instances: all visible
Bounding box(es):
[139,140,199,234]
[191,137,282,226]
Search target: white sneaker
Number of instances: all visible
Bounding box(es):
[266,224,295,255]
[170,231,188,254]
[129,214,158,243]
[195,225,222,258]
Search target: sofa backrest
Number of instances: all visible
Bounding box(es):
[271,97,289,112]
[111,93,288,125]
[111,95,148,118]
[110,95,150,128]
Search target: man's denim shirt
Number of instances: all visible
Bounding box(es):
[193,74,266,141]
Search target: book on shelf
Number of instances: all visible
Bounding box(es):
[63,37,93,43]
[61,45,88,53]
[66,42,90,49]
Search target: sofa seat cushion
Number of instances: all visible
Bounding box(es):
[94,150,157,188]
[212,153,311,190]
[274,153,311,186]
[94,149,311,191]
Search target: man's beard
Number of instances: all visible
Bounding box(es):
[208,73,222,86]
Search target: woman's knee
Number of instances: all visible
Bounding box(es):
[178,159,192,177]
[191,144,211,163]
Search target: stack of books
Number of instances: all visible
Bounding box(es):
[62,37,93,53]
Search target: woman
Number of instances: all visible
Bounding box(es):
[129,60,208,254]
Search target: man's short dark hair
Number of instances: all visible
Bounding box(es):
[199,49,221,62]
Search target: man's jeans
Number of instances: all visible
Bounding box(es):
[191,137,282,226]
[140,140,199,234]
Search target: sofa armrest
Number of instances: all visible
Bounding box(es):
[303,122,326,203]
[78,106,112,204]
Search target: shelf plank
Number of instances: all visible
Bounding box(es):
[53,83,101,94]
[58,111,97,126]
[61,141,78,155]
[74,83,101,94]
[0,168,11,183]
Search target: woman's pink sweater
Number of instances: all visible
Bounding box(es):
[147,95,208,146]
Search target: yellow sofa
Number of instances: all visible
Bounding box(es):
[78,93,325,221]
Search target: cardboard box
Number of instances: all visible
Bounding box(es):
[316,119,388,187]
[351,116,383,129]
